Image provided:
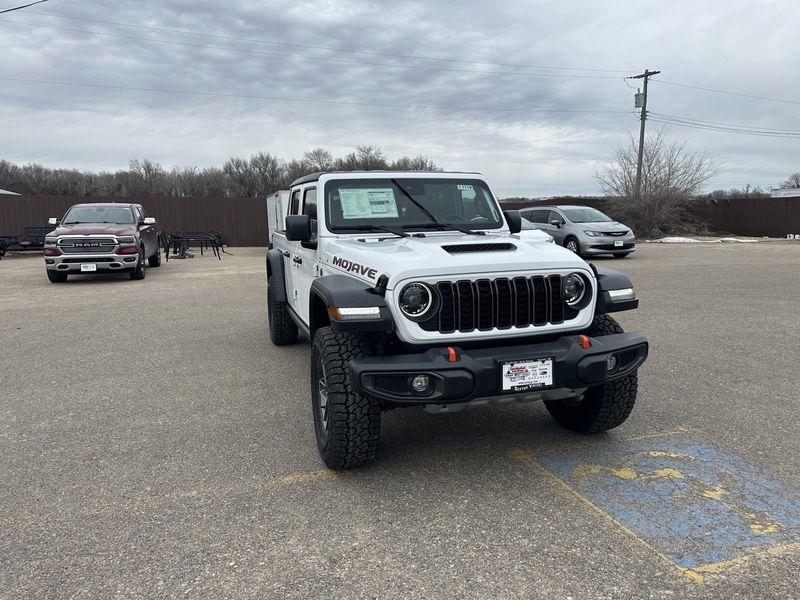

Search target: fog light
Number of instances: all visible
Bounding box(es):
[606,354,618,372]
[410,374,431,393]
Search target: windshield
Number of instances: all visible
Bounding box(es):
[324,178,503,232]
[563,207,613,223]
[63,206,135,224]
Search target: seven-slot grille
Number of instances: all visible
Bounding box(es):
[419,275,579,333]
[58,237,117,254]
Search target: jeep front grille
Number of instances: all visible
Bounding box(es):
[58,238,117,254]
[419,275,579,333]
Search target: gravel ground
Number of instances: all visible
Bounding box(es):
[1,242,798,599]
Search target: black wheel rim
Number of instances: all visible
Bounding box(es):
[317,364,329,436]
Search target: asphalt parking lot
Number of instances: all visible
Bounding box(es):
[1,242,798,599]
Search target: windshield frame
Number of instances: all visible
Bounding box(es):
[62,205,136,225]
[562,207,613,224]
[321,176,504,234]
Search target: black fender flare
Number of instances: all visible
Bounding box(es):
[592,265,639,314]
[266,249,287,302]
[310,275,394,334]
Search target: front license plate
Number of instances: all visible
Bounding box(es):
[80,263,97,272]
[614,240,624,247]
[501,358,554,392]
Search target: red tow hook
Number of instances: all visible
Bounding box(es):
[579,335,591,349]
[447,346,458,362]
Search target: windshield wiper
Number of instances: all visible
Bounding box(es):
[334,224,409,238]
[389,178,439,224]
[402,222,485,236]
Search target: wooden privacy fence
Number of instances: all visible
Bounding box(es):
[503,196,800,238]
[2,194,800,243]
[0,195,268,246]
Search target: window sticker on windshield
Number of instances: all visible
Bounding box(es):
[339,188,399,219]
[457,184,474,191]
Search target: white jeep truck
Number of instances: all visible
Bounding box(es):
[267,171,648,469]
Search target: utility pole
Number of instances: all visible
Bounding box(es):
[629,69,660,202]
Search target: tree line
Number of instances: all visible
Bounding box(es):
[0,146,438,197]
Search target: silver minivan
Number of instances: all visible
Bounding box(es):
[520,205,636,258]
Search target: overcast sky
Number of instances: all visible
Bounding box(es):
[1,0,798,196]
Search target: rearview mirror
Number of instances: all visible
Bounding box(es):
[48,217,58,226]
[285,215,312,242]
[503,210,522,234]
[143,217,156,225]
[549,219,562,228]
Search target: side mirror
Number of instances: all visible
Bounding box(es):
[48,217,58,226]
[143,217,156,225]
[549,219,562,228]
[503,210,522,234]
[285,215,312,242]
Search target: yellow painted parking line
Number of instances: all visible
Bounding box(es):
[511,435,800,585]
[280,469,338,485]
[688,542,800,577]
[508,450,704,584]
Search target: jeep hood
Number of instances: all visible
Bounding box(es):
[52,223,136,236]
[320,232,591,288]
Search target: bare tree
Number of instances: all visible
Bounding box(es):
[250,152,285,196]
[389,155,439,171]
[595,129,718,235]
[335,145,388,171]
[303,147,334,171]
[781,172,800,188]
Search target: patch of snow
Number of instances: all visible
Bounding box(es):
[648,236,760,244]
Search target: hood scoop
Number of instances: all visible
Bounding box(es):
[442,243,517,254]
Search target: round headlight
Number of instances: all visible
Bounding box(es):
[562,273,587,307]
[399,282,434,319]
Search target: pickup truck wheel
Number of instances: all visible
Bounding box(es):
[311,327,380,469]
[267,276,298,345]
[148,247,162,267]
[544,315,637,433]
[47,270,68,283]
[130,249,146,280]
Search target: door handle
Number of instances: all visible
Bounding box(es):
[292,256,302,264]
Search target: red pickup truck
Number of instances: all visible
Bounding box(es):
[44,203,161,282]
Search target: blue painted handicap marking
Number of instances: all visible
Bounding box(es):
[536,435,800,570]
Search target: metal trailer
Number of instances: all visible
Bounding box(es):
[266,190,289,248]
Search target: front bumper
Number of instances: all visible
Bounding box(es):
[45,253,140,272]
[581,236,636,255]
[350,331,648,404]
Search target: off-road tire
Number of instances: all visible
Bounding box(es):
[544,314,637,433]
[130,249,146,280]
[564,236,581,255]
[311,326,380,470]
[47,270,68,283]
[148,247,162,267]
[267,276,298,345]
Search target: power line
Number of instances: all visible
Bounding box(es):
[0,75,633,115]
[0,18,626,81]
[654,79,800,107]
[651,112,800,134]
[649,116,800,138]
[0,0,48,14]
[21,9,634,75]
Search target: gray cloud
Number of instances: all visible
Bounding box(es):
[0,0,797,196]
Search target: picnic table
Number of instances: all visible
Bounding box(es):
[164,231,227,261]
